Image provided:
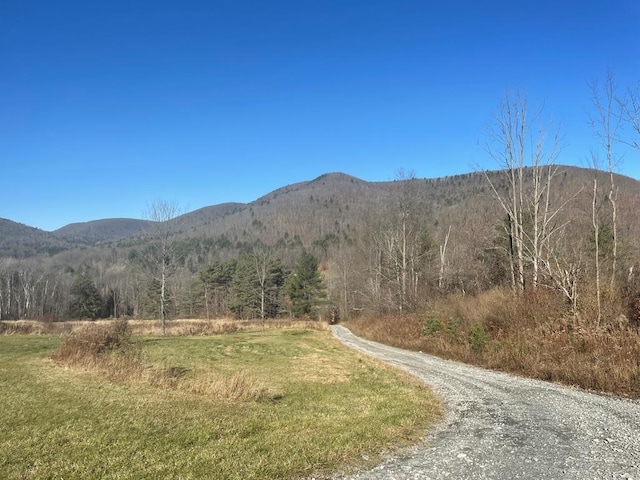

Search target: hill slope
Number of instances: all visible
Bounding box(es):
[0,218,74,257]
[1,167,639,263]
[53,218,155,245]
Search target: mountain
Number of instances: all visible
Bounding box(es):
[53,218,155,245]
[0,218,76,257]
[173,203,246,232]
[1,167,639,262]
[2,166,639,323]
[49,203,247,247]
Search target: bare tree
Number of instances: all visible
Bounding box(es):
[590,72,622,291]
[103,262,127,318]
[253,247,271,325]
[144,200,182,335]
[591,170,602,323]
[329,245,356,319]
[393,169,432,310]
[620,80,640,151]
[438,225,451,290]
[364,170,434,312]
[484,92,529,291]
[484,91,564,292]
[540,245,581,313]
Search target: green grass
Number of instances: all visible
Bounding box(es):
[0,329,441,479]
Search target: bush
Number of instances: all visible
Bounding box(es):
[422,315,444,335]
[52,319,134,364]
[467,323,491,351]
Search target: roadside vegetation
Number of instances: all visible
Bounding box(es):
[0,321,442,479]
[347,287,640,399]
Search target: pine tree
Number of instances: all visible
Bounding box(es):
[229,253,287,320]
[230,256,259,319]
[285,252,325,318]
[199,259,236,319]
[69,266,104,319]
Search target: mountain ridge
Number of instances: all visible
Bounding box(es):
[2,166,639,260]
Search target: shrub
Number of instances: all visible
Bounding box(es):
[445,317,462,341]
[467,323,492,351]
[52,319,134,364]
[422,315,444,335]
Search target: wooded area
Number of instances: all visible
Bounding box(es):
[1,79,640,328]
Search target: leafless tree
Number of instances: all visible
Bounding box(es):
[484,91,565,293]
[590,72,622,291]
[439,225,451,290]
[619,80,640,151]
[253,247,271,325]
[144,200,182,334]
[363,170,433,312]
[540,246,581,313]
[591,168,602,323]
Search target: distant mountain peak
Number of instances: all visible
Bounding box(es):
[309,172,365,184]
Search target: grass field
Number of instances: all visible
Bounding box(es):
[0,327,441,479]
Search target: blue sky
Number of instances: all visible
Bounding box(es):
[2,0,639,231]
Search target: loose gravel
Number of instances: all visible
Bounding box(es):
[331,325,640,479]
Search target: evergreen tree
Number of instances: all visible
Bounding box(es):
[69,266,104,319]
[285,251,326,318]
[257,254,287,319]
[140,278,174,319]
[199,259,236,319]
[230,256,259,319]
[229,253,287,320]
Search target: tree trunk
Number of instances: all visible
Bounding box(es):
[439,225,451,290]
[593,178,602,324]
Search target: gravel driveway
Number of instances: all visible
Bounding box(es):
[330,325,640,479]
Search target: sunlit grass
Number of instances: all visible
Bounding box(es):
[0,328,441,479]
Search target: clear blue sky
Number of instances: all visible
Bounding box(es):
[2,0,639,231]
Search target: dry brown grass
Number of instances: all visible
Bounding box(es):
[1,317,329,337]
[52,319,133,360]
[0,320,73,335]
[51,320,146,382]
[127,317,329,335]
[348,287,640,399]
[187,370,278,401]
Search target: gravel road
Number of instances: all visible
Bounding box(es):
[330,325,640,479]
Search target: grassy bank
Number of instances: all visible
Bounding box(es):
[347,288,640,399]
[0,326,441,479]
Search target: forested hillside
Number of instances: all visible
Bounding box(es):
[1,166,639,325]
[0,219,75,257]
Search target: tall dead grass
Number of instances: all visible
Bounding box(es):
[1,317,329,337]
[348,287,640,398]
[51,320,146,382]
[0,320,72,335]
[188,371,278,402]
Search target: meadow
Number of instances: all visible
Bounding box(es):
[0,322,441,479]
